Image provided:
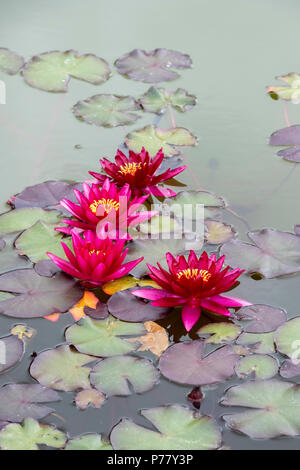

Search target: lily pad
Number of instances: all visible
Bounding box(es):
[0,335,24,374]
[115,48,192,83]
[107,289,170,322]
[23,50,110,92]
[221,380,300,439]
[197,322,241,344]
[65,434,112,450]
[125,125,197,157]
[15,221,71,263]
[165,190,225,220]
[0,418,66,450]
[0,48,24,74]
[0,235,30,274]
[12,181,81,210]
[34,259,61,277]
[159,340,239,386]
[269,125,300,162]
[90,355,159,396]
[205,220,235,245]
[139,87,196,114]
[65,315,146,357]
[0,269,82,318]
[220,229,300,278]
[132,321,169,357]
[75,389,105,409]
[73,94,140,127]
[236,332,275,354]
[235,304,287,333]
[280,360,300,378]
[0,384,60,422]
[0,208,61,235]
[102,276,159,295]
[267,73,300,102]
[30,345,94,391]
[110,405,221,450]
[275,317,300,359]
[235,355,278,379]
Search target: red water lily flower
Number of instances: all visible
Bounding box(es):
[89,147,187,198]
[132,251,251,331]
[47,230,143,288]
[58,178,157,239]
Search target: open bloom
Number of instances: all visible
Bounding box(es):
[47,230,143,287]
[89,147,187,198]
[132,251,251,331]
[58,177,157,239]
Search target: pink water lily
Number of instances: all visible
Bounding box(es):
[132,251,251,331]
[58,177,157,239]
[89,147,186,198]
[47,230,143,288]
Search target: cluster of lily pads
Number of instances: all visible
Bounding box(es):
[0,46,300,450]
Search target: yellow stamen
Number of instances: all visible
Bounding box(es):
[88,249,105,256]
[118,162,145,176]
[89,198,120,215]
[176,268,211,282]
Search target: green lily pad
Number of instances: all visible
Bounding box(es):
[15,221,71,263]
[235,354,278,379]
[221,380,300,439]
[165,190,225,220]
[65,316,146,357]
[110,405,221,450]
[0,208,61,235]
[0,48,24,74]
[205,220,235,245]
[0,234,30,275]
[138,215,181,236]
[90,355,159,396]
[197,322,241,344]
[0,418,66,450]
[30,345,95,391]
[23,50,110,92]
[75,389,106,410]
[236,332,275,354]
[73,94,140,127]
[125,125,197,157]
[267,73,300,102]
[65,434,112,450]
[275,317,300,359]
[139,87,196,114]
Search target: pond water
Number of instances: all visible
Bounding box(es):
[1,0,300,450]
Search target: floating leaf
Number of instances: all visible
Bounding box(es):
[197,322,241,344]
[158,155,184,173]
[125,125,197,157]
[220,229,300,278]
[107,289,170,322]
[235,304,287,333]
[65,434,112,450]
[267,73,300,102]
[0,384,60,422]
[159,340,239,386]
[131,321,169,356]
[139,215,181,236]
[269,125,300,162]
[12,181,81,210]
[23,50,110,92]
[0,48,24,74]
[236,332,275,354]
[165,190,225,220]
[0,335,24,373]
[0,234,31,274]
[15,221,71,263]
[0,208,61,235]
[115,48,192,83]
[10,324,36,341]
[221,380,300,439]
[69,290,99,321]
[295,224,300,236]
[0,418,66,450]
[75,389,105,409]
[34,259,60,277]
[73,94,140,127]
[280,359,300,378]
[84,302,109,320]
[110,405,221,450]
[0,269,82,318]
[65,315,145,357]
[90,355,159,396]
[139,87,196,114]
[275,317,300,358]
[205,220,235,245]
[235,355,278,379]
[102,275,159,295]
[30,345,94,391]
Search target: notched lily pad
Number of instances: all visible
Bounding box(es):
[90,355,159,396]
[110,405,221,450]
[197,322,241,344]
[23,50,110,92]
[235,304,287,333]
[275,317,300,359]
[0,48,24,74]
[0,335,24,374]
[236,332,275,354]
[115,48,192,83]
[139,87,196,114]
[75,389,105,409]
[235,354,278,380]
[267,73,300,102]
[205,220,235,245]
[280,359,300,378]
[12,181,81,210]
[65,434,112,450]
[125,125,197,157]
[269,125,300,162]
[0,208,61,235]
[73,94,140,127]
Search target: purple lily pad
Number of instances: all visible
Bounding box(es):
[84,303,109,320]
[0,335,24,373]
[295,225,300,236]
[235,304,287,333]
[107,288,171,322]
[159,340,240,386]
[0,48,24,74]
[0,239,5,251]
[115,48,192,83]
[0,269,82,318]
[158,155,184,174]
[280,359,300,378]
[0,384,60,422]
[269,126,300,162]
[0,235,31,275]
[34,259,61,278]
[277,146,300,163]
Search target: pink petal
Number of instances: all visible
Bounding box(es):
[181,304,201,331]
[210,294,252,307]
[132,288,169,301]
[200,298,232,317]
